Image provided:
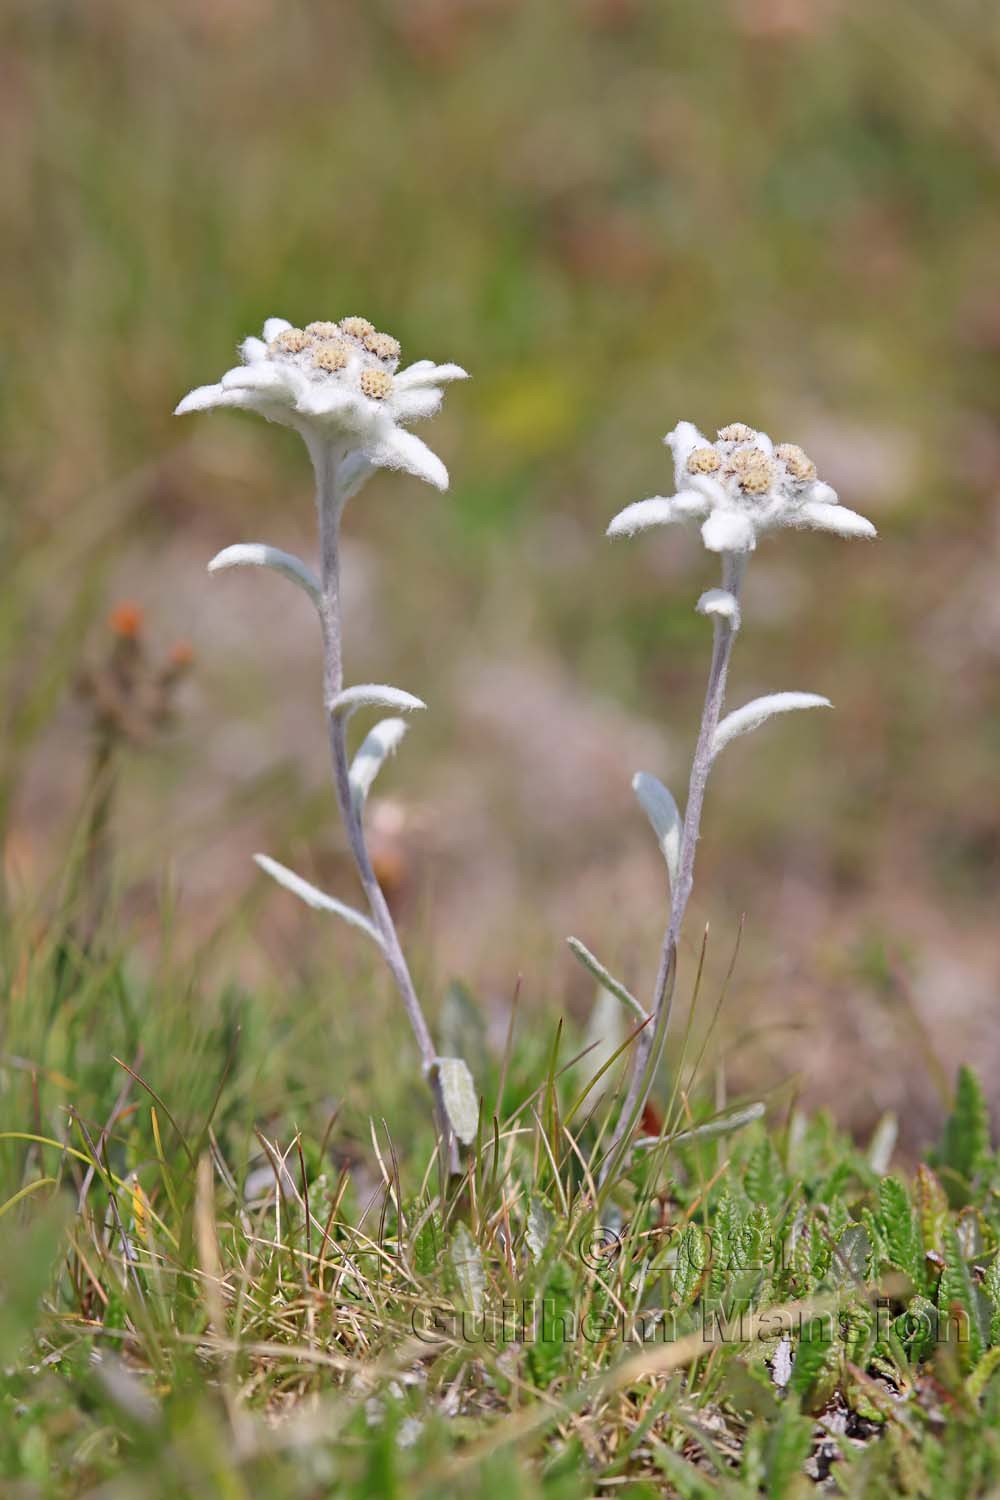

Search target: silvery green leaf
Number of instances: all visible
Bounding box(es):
[566,938,646,1021]
[526,1198,552,1263]
[632,772,682,890]
[635,1100,765,1150]
[867,1112,898,1175]
[436,1056,479,1146]
[349,718,408,813]
[712,693,831,759]
[582,986,628,1102]
[207,543,320,606]
[330,684,426,721]
[450,1222,485,1316]
[253,853,384,949]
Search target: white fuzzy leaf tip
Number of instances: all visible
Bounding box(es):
[436,1056,480,1146]
[632,772,682,889]
[207,543,320,605]
[349,717,409,812]
[696,588,741,631]
[712,692,831,758]
[330,684,426,720]
[253,854,384,948]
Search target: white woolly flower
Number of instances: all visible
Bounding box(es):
[608,420,877,553]
[176,316,468,491]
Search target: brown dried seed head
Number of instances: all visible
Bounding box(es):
[687,445,722,475]
[305,321,341,340]
[340,316,375,340]
[359,368,393,400]
[775,443,817,482]
[312,339,350,373]
[269,328,311,357]
[729,448,774,495]
[363,330,401,362]
[718,422,756,444]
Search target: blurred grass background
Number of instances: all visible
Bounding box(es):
[2,0,999,1145]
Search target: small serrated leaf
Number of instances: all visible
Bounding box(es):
[330,684,426,720]
[940,1065,992,1181]
[207,543,320,605]
[349,717,408,813]
[253,854,384,949]
[631,772,682,889]
[436,1057,479,1146]
[712,692,831,759]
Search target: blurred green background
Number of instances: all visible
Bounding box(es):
[2,0,999,1144]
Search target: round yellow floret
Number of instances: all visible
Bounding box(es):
[775,443,817,483]
[305,321,342,340]
[269,328,311,357]
[359,368,393,400]
[718,422,757,444]
[687,445,722,475]
[727,448,774,495]
[340,316,375,341]
[364,330,401,362]
[312,340,350,373]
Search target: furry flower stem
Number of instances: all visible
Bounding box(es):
[601,552,745,1182]
[307,434,458,1174]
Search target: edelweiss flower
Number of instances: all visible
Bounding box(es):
[608,420,877,552]
[176,316,468,491]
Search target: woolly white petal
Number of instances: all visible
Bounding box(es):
[262,317,292,342]
[296,382,365,422]
[207,543,320,605]
[665,420,709,489]
[672,488,712,517]
[798,500,876,540]
[253,853,384,948]
[349,717,409,812]
[391,387,444,423]
[754,430,775,458]
[368,427,449,490]
[713,692,831,758]
[701,508,756,553]
[606,496,682,539]
[221,364,291,394]
[395,361,468,390]
[697,588,741,630]
[175,383,256,415]
[329,684,426,720]
[240,336,269,364]
[688,473,730,507]
[632,772,681,889]
[807,480,839,506]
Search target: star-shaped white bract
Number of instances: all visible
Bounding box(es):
[176,316,468,491]
[608,420,877,553]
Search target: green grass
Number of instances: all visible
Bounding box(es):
[3,899,1000,1496]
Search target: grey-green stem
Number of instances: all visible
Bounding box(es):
[308,436,458,1174]
[601,552,746,1184]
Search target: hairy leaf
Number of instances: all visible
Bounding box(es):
[631,772,682,888]
[207,543,320,605]
[253,854,384,949]
[712,692,831,759]
[349,717,408,812]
